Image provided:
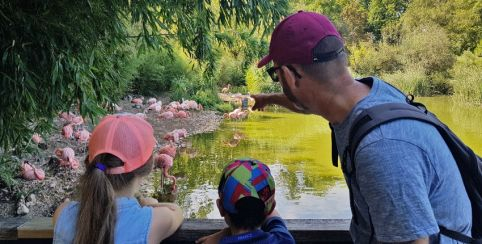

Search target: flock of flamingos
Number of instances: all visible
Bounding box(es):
[21,89,252,195]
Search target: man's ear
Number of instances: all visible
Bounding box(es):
[216,199,225,217]
[280,66,298,88]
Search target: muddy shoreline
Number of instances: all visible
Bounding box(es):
[0,97,224,218]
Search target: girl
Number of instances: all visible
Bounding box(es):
[53,114,183,244]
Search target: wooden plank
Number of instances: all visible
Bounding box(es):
[5,217,352,243]
[17,217,53,239]
[0,217,29,240]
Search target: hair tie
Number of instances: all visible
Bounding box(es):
[94,162,107,172]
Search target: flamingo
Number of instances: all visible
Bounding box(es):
[163,129,187,143]
[145,101,162,113]
[159,143,176,158]
[74,129,91,143]
[62,124,74,139]
[32,133,43,144]
[21,161,45,181]
[147,98,157,106]
[180,100,199,110]
[221,84,231,93]
[131,98,143,105]
[59,112,75,122]
[154,154,177,191]
[158,111,174,120]
[174,110,189,118]
[55,147,79,169]
[71,116,84,126]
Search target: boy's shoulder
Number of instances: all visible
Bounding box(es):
[220,216,295,244]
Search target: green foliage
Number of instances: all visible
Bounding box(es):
[169,76,221,108]
[399,23,455,75]
[349,41,401,76]
[401,0,482,54]
[0,154,19,189]
[0,0,289,152]
[215,103,235,113]
[245,65,264,94]
[132,49,197,96]
[366,0,409,40]
[244,65,280,94]
[214,56,246,86]
[381,67,433,96]
[450,51,482,105]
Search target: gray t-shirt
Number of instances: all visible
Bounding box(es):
[332,77,472,243]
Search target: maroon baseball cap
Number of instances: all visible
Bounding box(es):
[257,11,343,68]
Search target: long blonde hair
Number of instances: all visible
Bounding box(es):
[74,153,153,244]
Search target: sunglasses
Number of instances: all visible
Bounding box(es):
[266,65,302,82]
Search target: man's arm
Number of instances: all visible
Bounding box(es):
[251,93,306,113]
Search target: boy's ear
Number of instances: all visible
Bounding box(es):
[216,199,225,217]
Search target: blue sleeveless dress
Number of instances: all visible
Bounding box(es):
[53,197,152,244]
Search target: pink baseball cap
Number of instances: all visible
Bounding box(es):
[88,113,156,174]
[258,11,343,68]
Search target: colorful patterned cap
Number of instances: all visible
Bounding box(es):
[219,159,276,215]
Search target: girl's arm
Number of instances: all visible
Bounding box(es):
[52,199,71,225]
[148,202,184,243]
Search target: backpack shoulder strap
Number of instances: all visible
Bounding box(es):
[348,102,439,162]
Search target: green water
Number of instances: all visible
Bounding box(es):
[164,96,482,219]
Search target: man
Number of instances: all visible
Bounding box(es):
[252,11,471,243]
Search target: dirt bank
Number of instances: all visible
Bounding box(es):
[0,96,223,218]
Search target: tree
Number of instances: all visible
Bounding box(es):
[0,0,288,151]
[401,0,482,54]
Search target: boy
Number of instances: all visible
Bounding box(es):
[196,159,295,244]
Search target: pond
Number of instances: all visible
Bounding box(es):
[160,96,482,219]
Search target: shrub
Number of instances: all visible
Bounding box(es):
[0,155,19,189]
[193,89,221,109]
[132,49,197,96]
[382,67,433,96]
[214,56,245,87]
[450,51,482,106]
[245,65,274,94]
[348,41,401,76]
[399,23,455,75]
[215,103,235,113]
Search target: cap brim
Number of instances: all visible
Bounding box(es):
[257,54,272,68]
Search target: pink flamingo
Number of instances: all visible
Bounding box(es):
[32,133,43,144]
[131,98,143,105]
[147,98,157,106]
[59,112,75,122]
[62,124,74,139]
[74,129,91,143]
[154,154,177,191]
[163,129,187,143]
[159,144,176,158]
[174,110,189,118]
[21,161,45,180]
[158,111,174,120]
[55,147,79,169]
[71,116,84,126]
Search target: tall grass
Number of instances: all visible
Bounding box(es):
[381,67,433,96]
[450,51,482,106]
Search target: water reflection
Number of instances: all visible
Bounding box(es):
[155,96,482,219]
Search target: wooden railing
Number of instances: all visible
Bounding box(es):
[0,217,352,243]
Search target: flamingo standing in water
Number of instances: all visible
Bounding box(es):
[154,154,177,192]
